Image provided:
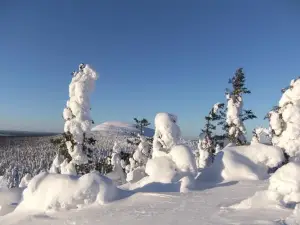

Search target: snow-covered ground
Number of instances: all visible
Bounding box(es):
[0,179,291,225]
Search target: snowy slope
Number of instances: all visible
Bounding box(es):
[92,121,154,137]
[0,180,292,225]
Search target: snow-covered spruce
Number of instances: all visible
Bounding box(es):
[196,103,224,169]
[144,113,197,188]
[110,142,127,184]
[60,64,98,175]
[126,134,150,183]
[251,127,272,145]
[268,78,300,158]
[223,68,256,145]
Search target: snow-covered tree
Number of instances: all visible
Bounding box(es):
[152,113,181,157]
[267,77,300,158]
[221,68,256,145]
[251,127,272,145]
[126,134,151,182]
[58,63,98,175]
[146,113,197,184]
[111,142,127,184]
[196,103,224,168]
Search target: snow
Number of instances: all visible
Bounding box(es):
[0,188,23,216]
[0,180,292,225]
[18,174,31,188]
[252,127,272,145]
[146,113,197,186]
[226,94,246,142]
[63,64,98,169]
[270,78,300,157]
[145,156,177,183]
[168,144,197,176]
[92,121,154,137]
[152,112,181,156]
[230,161,300,217]
[15,171,125,213]
[199,143,284,182]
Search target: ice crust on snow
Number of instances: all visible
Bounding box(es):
[16,171,121,212]
[270,78,300,157]
[63,64,98,168]
[199,143,284,182]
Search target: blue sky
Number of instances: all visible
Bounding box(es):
[0,0,300,138]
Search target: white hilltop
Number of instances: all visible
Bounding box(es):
[91,121,154,137]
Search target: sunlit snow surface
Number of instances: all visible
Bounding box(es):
[0,180,292,225]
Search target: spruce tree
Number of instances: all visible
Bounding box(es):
[133,118,151,135]
[197,103,224,168]
[51,63,99,175]
[220,68,256,145]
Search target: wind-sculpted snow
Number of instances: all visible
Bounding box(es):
[230,161,300,224]
[198,143,284,182]
[16,172,127,212]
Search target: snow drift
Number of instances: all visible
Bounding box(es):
[198,143,285,182]
[16,172,125,212]
[231,161,300,210]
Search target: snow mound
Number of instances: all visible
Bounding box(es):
[145,156,177,183]
[198,143,284,182]
[231,162,300,210]
[232,143,285,168]
[16,172,124,212]
[268,162,300,204]
[92,121,154,137]
[168,144,197,176]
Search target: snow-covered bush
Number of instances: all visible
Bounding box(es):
[16,171,123,212]
[145,113,197,185]
[221,68,256,145]
[268,78,300,158]
[198,143,285,182]
[251,127,272,145]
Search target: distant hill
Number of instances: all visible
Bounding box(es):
[91,121,154,137]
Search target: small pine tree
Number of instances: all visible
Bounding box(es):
[133,118,151,135]
[220,68,256,145]
[197,103,224,168]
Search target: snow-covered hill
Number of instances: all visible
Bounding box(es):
[92,121,154,137]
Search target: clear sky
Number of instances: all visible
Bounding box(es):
[0,0,300,138]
